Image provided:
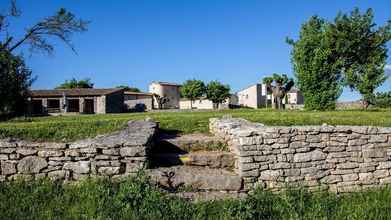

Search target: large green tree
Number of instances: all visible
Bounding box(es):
[0,1,88,116]
[56,78,94,89]
[206,81,230,109]
[287,16,343,110]
[0,51,34,116]
[181,79,206,109]
[331,8,390,108]
[262,73,294,110]
[288,9,391,110]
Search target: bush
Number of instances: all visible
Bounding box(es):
[374,91,391,108]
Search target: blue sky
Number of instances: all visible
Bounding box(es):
[5,0,391,101]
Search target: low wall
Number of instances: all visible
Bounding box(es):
[0,120,157,181]
[210,116,391,192]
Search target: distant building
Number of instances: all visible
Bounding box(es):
[237,84,268,108]
[149,81,181,109]
[179,95,237,110]
[284,88,304,109]
[124,91,154,111]
[236,83,304,109]
[27,88,124,115]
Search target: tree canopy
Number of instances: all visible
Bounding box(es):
[206,81,230,109]
[56,78,94,89]
[181,79,206,108]
[116,85,141,92]
[287,8,390,110]
[0,51,34,116]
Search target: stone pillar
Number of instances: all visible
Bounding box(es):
[42,98,48,114]
[79,97,85,113]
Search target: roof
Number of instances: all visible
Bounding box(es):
[124,91,153,96]
[29,88,124,98]
[151,81,181,87]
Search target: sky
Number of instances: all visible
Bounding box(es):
[3,0,391,101]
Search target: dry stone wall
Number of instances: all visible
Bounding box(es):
[210,116,391,192]
[0,120,157,181]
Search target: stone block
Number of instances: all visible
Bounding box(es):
[63,161,90,174]
[38,150,64,157]
[98,167,120,176]
[373,169,389,179]
[377,161,391,169]
[259,170,281,181]
[48,170,67,180]
[368,135,388,143]
[16,149,37,156]
[120,147,146,157]
[320,175,342,184]
[342,174,358,182]
[1,161,16,175]
[17,156,48,174]
[294,150,326,163]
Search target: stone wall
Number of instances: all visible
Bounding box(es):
[0,120,157,181]
[210,117,391,192]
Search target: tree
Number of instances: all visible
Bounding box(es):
[0,1,88,116]
[180,79,206,109]
[287,9,391,110]
[152,94,169,109]
[287,16,343,110]
[56,78,94,89]
[0,51,34,116]
[373,91,391,108]
[330,8,390,108]
[116,85,141,92]
[262,73,294,110]
[0,1,89,55]
[206,81,230,109]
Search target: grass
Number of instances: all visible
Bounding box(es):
[1,174,391,219]
[1,109,391,142]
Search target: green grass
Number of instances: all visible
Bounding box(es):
[1,109,391,142]
[1,175,391,219]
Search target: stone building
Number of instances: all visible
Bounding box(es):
[124,91,154,111]
[27,88,124,115]
[149,81,181,109]
[236,83,304,109]
[237,84,268,109]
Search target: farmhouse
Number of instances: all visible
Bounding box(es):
[27,88,124,115]
[149,81,181,109]
[236,83,304,109]
[179,95,238,110]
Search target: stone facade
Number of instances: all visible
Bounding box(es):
[210,117,391,192]
[0,120,157,181]
[149,82,181,109]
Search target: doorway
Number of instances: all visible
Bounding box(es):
[83,99,94,114]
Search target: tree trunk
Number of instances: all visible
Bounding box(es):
[361,99,369,109]
[190,99,193,109]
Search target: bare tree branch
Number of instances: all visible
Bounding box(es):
[1,1,89,55]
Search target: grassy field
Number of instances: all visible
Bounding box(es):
[1,175,391,219]
[1,109,391,142]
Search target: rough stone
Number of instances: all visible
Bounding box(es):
[17,156,48,174]
[1,161,16,175]
[63,161,90,174]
